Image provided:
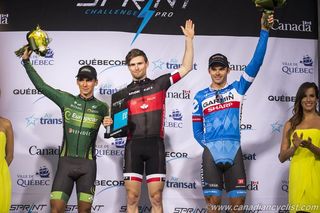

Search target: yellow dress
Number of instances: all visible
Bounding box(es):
[289,129,320,213]
[0,131,11,213]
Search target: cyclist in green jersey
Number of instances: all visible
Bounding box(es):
[21,49,113,213]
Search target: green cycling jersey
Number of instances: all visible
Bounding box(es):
[23,60,108,160]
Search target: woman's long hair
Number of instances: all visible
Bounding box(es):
[287,82,319,137]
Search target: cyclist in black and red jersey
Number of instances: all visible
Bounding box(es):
[108,19,194,213]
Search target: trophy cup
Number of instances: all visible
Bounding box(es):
[104,88,129,138]
[253,0,286,28]
[15,25,50,57]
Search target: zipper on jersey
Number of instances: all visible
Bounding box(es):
[76,100,87,157]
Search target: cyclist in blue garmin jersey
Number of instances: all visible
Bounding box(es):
[192,12,274,213]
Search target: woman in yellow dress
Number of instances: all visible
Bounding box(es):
[0,116,14,213]
[279,82,320,213]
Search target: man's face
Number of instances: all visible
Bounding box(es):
[128,56,148,80]
[209,65,230,88]
[77,78,97,98]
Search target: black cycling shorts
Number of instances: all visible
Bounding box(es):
[123,137,166,183]
[50,156,96,203]
[201,147,246,197]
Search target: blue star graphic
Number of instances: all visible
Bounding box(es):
[25,114,39,127]
[271,121,283,133]
[152,59,164,71]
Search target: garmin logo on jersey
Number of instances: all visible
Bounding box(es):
[281,56,313,75]
[166,177,196,189]
[29,145,60,156]
[268,95,295,102]
[247,180,259,191]
[167,89,191,99]
[272,19,312,32]
[10,204,47,212]
[203,93,234,107]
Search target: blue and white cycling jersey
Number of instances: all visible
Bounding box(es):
[192,30,269,165]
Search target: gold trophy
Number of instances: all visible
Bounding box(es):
[253,0,286,28]
[15,26,50,57]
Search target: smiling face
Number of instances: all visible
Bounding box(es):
[301,87,317,113]
[128,56,148,81]
[208,65,230,89]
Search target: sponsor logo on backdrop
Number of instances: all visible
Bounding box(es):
[79,59,126,67]
[0,14,9,24]
[167,89,191,100]
[99,83,127,95]
[29,145,60,156]
[65,205,104,212]
[243,153,257,160]
[271,121,283,133]
[164,109,183,128]
[95,139,125,157]
[13,88,42,95]
[29,48,54,66]
[152,59,198,72]
[281,55,314,75]
[281,180,288,193]
[10,204,47,212]
[268,95,295,102]
[165,151,190,163]
[120,205,151,213]
[240,123,254,131]
[247,180,259,191]
[16,166,51,188]
[229,63,246,72]
[173,207,207,213]
[272,19,312,33]
[76,0,191,43]
[25,113,62,127]
[166,176,196,189]
[95,179,124,188]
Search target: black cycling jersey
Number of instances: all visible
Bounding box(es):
[126,72,180,139]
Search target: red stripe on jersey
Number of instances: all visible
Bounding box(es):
[170,72,181,84]
[203,101,240,115]
[128,91,166,115]
[192,116,203,122]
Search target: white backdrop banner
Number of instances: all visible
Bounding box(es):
[0,28,318,213]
